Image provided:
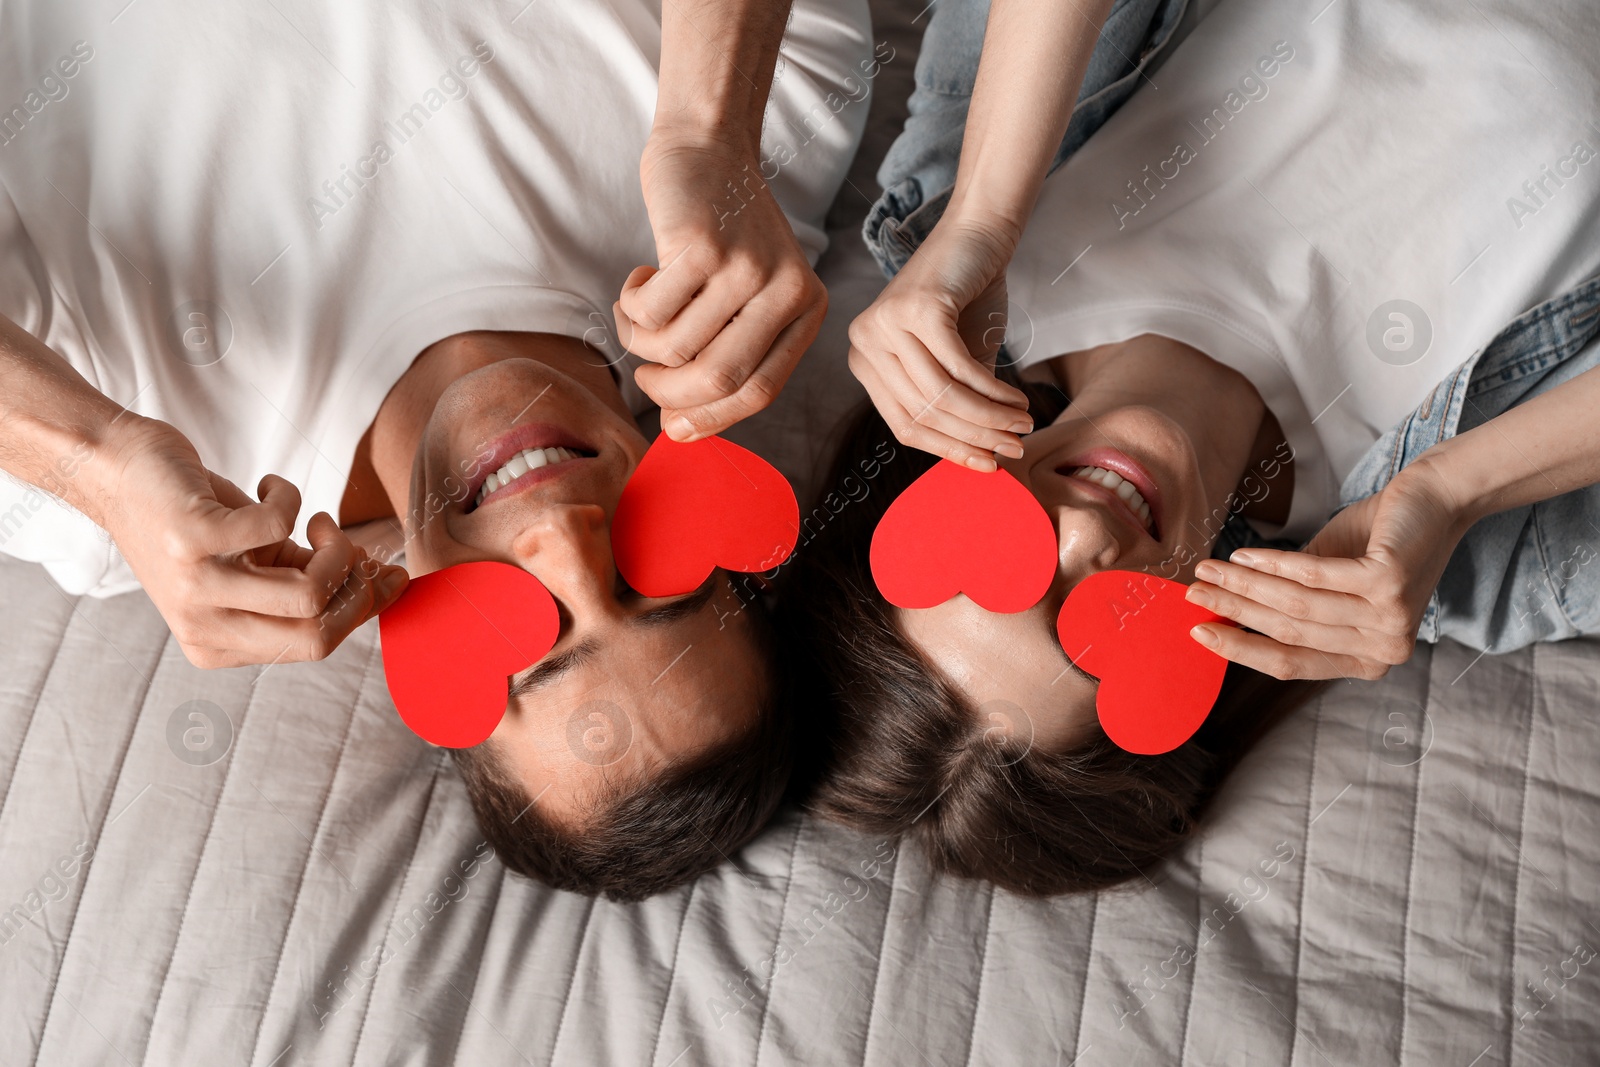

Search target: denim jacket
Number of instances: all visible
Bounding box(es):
[1338,274,1600,654]
[862,0,1191,277]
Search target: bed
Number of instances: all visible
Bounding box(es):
[3,1,1599,1063]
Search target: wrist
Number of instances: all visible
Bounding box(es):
[646,110,761,164]
[936,194,1025,263]
[1395,448,1485,535]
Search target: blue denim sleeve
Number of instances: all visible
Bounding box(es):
[862,0,1190,278]
[1340,276,1600,654]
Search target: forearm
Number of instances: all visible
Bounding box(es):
[1411,363,1600,525]
[652,0,794,153]
[0,313,130,525]
[944,0,1115,245]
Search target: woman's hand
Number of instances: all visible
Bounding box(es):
[617,132,827,442]
[847,218,1034,471]
[1184,459,1471,680]
[96,416,408,669]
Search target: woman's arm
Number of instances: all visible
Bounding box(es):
[947,0,1118,247]
[0,313,406,667]
[848,0,1115,470]
[617,0,830,441]
[1185,364,1600,680]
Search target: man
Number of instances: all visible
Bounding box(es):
[0,0,871,897]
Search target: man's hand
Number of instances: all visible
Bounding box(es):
[617,133,826,442]
[847,218,1033,471]
[1184,460,1470,681]
[97,416,408,669]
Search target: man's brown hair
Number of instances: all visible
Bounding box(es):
[453,593,795,902]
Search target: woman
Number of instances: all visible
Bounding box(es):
[790,0,1600,893]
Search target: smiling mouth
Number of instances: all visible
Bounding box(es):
[471,445,596,510]
[1063,464,1158,538]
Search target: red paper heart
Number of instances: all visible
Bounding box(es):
[612,435,799,597]
[378,561,559,748]
[1056,569,1230,755]
[869,460,1057,613]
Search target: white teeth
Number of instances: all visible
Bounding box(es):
[472,446,584,508]
[1070,465,1156,536]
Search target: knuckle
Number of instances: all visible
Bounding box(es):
[181,644,219,670]
[1360,660,1391,681]
[704,365,747,398]
[1275,620,1307,647]
[1281,593,1313,620]
[1265,654,1301,681]
[1378,635,1413,665]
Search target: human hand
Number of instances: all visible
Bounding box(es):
[1183,460,1471,680]
[846,217,1033,471]
[616,132,827,441]
[95,416,408,668]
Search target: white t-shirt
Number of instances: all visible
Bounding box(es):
[0,0,872,595]
[1006,0,1600,539]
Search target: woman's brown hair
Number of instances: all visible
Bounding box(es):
[782,378,1320,896]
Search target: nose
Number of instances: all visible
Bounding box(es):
[509,503,618,620]
[1053,503,1126,585]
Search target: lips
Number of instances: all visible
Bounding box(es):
[1058,447,1164,540]
[463,422,597,512]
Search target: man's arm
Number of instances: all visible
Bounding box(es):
[0,313,405,666]
[617,0,830,439]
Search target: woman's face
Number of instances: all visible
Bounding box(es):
[896,337,1268,752]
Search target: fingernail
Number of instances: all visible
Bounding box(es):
[1010,421,1034,434]
[1230,550,1260,567]
[665,416,695,440]
[1191,625,1218,647]
[965,455,998,472]
[1194,560,1220,581]
[1186,586,1212,607]
[996,442,1024,460]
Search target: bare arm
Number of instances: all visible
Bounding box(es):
[617,0,831,439]
[0,313,405,666]
[947,0,1117,246]
[848,0,1115,470]
[1188,364,1600,680]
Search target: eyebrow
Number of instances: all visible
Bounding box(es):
[506,577,720,698]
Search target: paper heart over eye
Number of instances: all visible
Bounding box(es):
[1056,570,1231,755]
[612,435,799,597]
[379,561,559,748]
[870,460,1057,613]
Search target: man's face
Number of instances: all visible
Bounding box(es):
[403,349,767,824]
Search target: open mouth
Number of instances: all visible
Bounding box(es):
[471,445,595,510]
[1058,452,1162,541]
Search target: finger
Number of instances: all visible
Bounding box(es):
[634,292,799,410]
[851,352,999,471]
[203,473,301,555]
[1226,547,1371,595]
[902,326,1024,412]
[205,516,358,619]
[651,301,824,440]
[1186,579,1395,661]
[1192,559,1371,628]
[195,559,406,667]
[871,345,1026,458]
[618,250,711,331]
[613,300,692,368]
[614,268,778,369]
[1190,623,1389,682]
